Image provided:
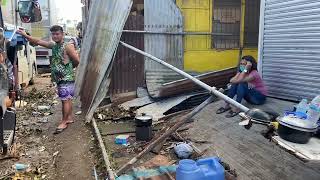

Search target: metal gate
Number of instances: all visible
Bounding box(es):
[144,0,184,97]
[258,0,320,101]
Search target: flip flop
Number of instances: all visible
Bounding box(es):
[54,126,68,134]
[66,121,74,124]
[216,107,231,114]
[225,110,240,118]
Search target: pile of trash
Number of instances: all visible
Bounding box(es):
[15,87,57,136]
[0,87,59,178]
[94,106,135,121]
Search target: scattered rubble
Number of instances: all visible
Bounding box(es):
[0,86,57,178]
[94,106,135,121]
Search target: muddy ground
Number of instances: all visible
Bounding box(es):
[0,77,98,180]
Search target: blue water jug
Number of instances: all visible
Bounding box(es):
[176,157,225,180]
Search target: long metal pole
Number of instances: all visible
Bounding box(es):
[120,41,250,112]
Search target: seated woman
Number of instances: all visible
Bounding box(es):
[216,55,267,118]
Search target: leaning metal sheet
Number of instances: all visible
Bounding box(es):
[75,0,133,121]
[144,0,184,97]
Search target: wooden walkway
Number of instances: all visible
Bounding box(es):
[188,99,320,180]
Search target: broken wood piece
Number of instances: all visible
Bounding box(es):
[101,127,162,136]
[141,155,171,168]
[116,96,215,175]
[0,156,16,161]
[100,118,190,136]
[151,140,167,154]
[164,171,175,180]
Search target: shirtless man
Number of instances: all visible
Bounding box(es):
[18,25,79,133]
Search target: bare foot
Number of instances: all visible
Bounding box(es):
[57,122,68,129]
[54,122,68,134]
[66,120,74,124]
[66,117,74,124]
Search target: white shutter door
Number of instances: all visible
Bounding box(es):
[259,0,320,101]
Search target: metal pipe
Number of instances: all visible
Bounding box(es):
[120,41,250,112]
[122,30,233,36]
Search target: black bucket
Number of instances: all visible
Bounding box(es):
[135,114,153,141]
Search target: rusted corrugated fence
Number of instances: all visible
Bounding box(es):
[109,15,145,95]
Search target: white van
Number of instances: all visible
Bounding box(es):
[17,42,37,87]
[4,23,37,88]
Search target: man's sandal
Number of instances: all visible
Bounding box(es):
[54,126,68,134]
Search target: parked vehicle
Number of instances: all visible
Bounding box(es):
[0,0,42,154]
[5,23,37,87]
[35,45,51,68]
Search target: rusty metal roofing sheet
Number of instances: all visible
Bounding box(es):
[144,0,184,97]
[155,67,237,98]
[75,0,133,121]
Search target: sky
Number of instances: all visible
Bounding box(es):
[55,0,83,22]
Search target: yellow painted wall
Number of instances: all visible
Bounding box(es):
[176,0,258,73]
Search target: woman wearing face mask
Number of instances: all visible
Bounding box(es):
[216,55,267,118]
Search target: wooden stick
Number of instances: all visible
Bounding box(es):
[101,123,191,136]
[92,118,115,180]
[116,96,215,175]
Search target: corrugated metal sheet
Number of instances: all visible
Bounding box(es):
[157,67,237,98]
[75,0,133,120]
[144,0,184,97]
[109,15,145,95]
[136,93,202,121]
[258,0,320,101]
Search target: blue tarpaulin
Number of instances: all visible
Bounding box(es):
[4,30,27,46]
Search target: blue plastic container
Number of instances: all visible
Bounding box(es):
[176,157,225,180]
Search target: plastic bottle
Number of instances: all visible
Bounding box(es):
[307,96,320,125]
[296,99,309,113]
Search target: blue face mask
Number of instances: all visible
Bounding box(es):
[239,65,246,72]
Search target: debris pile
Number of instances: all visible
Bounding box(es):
[0,86,57,178]
[94,91,238,179]
[94,106,135,121]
